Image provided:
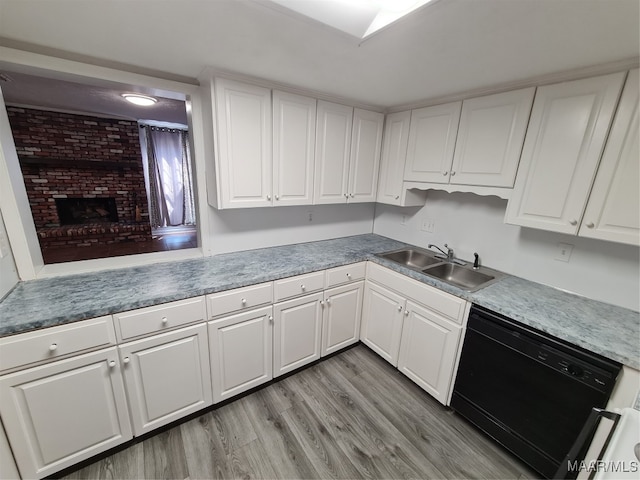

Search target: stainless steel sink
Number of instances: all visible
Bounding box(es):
[421,263,501,292]
[376,248,442,269]
[376,247,504,292]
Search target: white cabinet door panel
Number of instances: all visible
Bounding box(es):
[314,101,352,204]
[397,301,461,405]
[580,69,640,246]
[451,87,534,187]
[505,72,625,233]
[273,90,316,206]
[377,111,411,205]
[215,78,272,208]
[273,293,323,376]
[360,281,405,366]
[209,306,273,402]
[404,102,462,183]
[348,109,383,202]
[119,324,212,435]
[0,348,131,479]
[321,281,364,356]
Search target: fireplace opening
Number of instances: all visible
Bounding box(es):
[55,197,119,225]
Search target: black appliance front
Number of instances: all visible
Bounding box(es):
[450,305,621,479]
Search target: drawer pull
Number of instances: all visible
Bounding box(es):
[161,317,168,325]
[123,357,130,364]
[326,298,331,305]
[268,315,273,324]
[109,360,116,368]
[404,310,410,316]
[49,343,58,352]
[301,284,306,291]
[397,305,402,312]
[346,273,351,278]
[241,298,247,306]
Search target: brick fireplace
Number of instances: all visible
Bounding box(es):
[6,106,153,250]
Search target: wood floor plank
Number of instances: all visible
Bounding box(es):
[280,399,363,479]
[239,390,319,479]
[212,399,258,454]
[228,438,279,480]
[180,412,232,479]
[143,427,189,480]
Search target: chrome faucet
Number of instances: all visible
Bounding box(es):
[428,243,467,266]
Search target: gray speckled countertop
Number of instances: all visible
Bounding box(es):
[1,234,638,370]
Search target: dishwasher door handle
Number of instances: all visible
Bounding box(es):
[555,407,621,480]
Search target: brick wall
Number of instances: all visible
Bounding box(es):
[6,106,150,231]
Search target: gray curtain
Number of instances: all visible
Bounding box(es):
[143,126,196,228]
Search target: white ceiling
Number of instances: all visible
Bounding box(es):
[0,0,638,109]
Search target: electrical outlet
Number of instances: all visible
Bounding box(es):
[401,215,407,225]
[554,242,574,262]
[421,219,435,233]
[307,211,313,222]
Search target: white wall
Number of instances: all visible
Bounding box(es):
[373,190,640,312]
[204,203,375,255]
[0,209,19,299]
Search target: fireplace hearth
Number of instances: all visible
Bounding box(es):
[55,197,119,225]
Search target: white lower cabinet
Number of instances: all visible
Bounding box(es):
[0,347,132,479]
[273,292,323,376]
[360,281,406,366]
[321,281,364,356]
[397,301,462,404]
[119,324,212,436]
[363,262,469,405]
[209,306,273,403]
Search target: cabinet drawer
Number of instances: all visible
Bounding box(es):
[326,262,366,288]
[114,297,206,341]
[274,271,324,302]
[367,262,467,324]
[0,316,116,372]
[207,282,273,318]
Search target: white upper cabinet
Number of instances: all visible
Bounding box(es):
[314,101,383,204]
[348,108,384,202]
[451,87,535,187]
[505,72,626,234]
[272,90,316,206]
[214,78,272,208]
[314,100,353,204]
[579,69,639,246]
[404,102,462,183]
[376,111,426,207]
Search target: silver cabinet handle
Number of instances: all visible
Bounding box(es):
[569,219,578,226]
[586,222,595,228]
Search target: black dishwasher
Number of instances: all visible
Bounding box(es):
[450,305,622,479]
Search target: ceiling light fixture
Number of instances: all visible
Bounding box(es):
[268,0,436,39]
[122,93,158,106]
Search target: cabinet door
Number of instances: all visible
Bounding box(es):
[397,301,462,405]
[272,91,316,206]
[580,69,639,246]
[451,87,535,187]
[273,293,323,376]
[348,109,384,202]
[0,348,132,479]
[119,324,212,436]
[209,306,273,403]
[321,281,364,356]
[404,102,462,183]
[314,101,353,204]
[215,78,272,208]
[505,72,625,234]
[360,281,405,367]
[377,111,411,205]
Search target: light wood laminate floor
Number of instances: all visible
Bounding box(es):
[60,345,538,480]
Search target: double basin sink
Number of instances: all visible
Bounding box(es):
[376,247,504,292]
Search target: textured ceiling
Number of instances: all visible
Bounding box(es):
[0,0,638,109]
